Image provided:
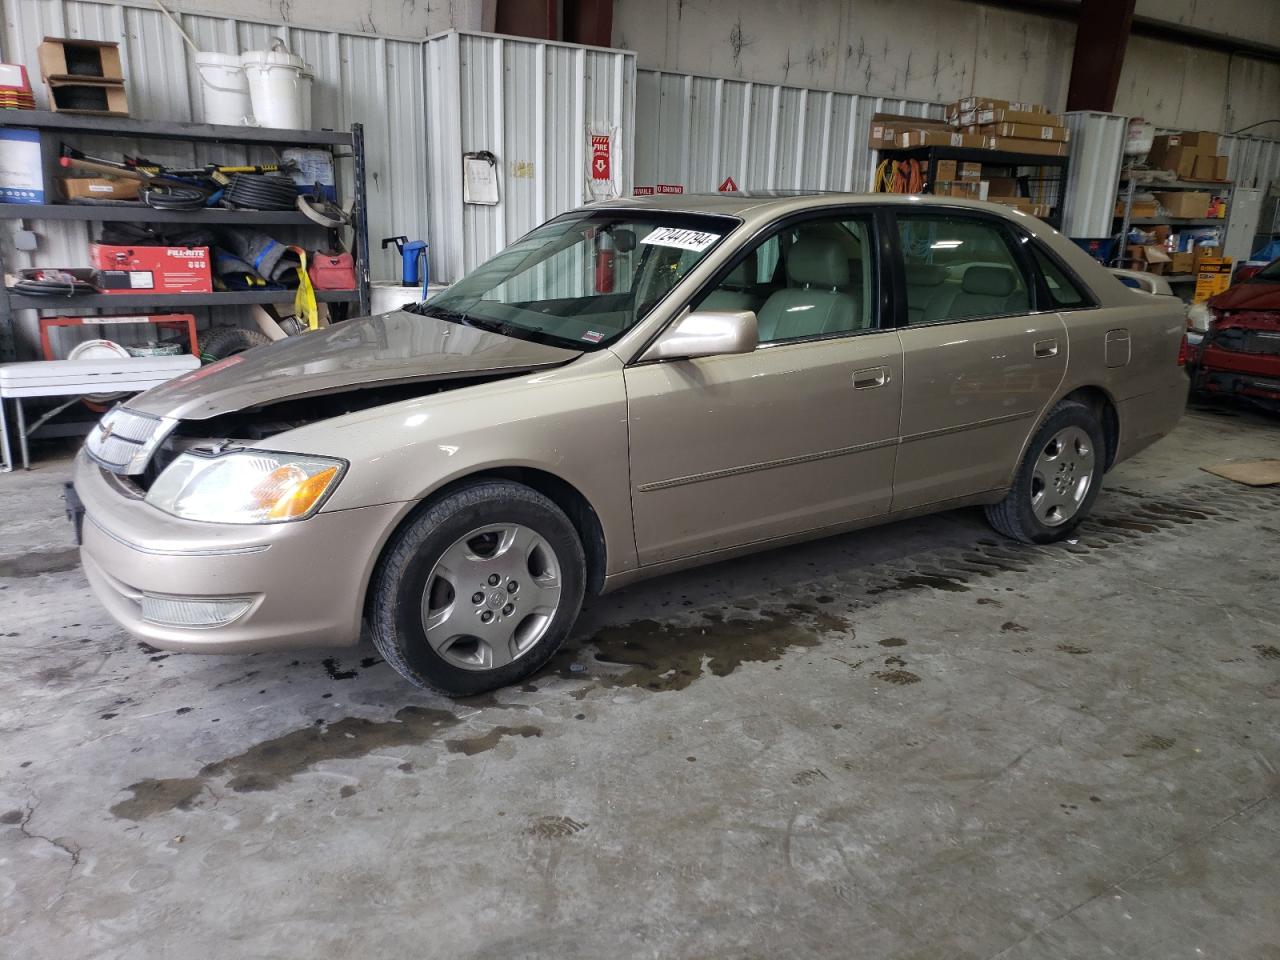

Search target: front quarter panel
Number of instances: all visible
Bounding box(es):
[264,351,638,576]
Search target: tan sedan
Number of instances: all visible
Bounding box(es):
[73,194,1188,694]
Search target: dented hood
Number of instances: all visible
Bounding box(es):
[1210,279,1280,312]
[129,310,582,421]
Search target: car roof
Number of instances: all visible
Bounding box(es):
[586,191,1041,227]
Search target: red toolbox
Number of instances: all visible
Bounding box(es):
[90,243,212,294]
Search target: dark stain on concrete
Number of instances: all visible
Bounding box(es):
[0,548,80,578]
[872,668,922,685]
[1057,643,1092,655]
[445,725,542,756]
[339,785,358,798]
[524,815,587,839]
[1001,621,1029,633]
[321,658,357,681]
[359,657,382,669]
[1253,644,1280,660]
[868,573,970,594]
[1139,734,1176,751]
[546,609,825,694]
[878,638,907,647]
[792,768,829,786]
[111,706,461,819]
[0,809,23,824]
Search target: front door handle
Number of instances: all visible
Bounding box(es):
[852,366,890,389]
[1033,338,1059,359]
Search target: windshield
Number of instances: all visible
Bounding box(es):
[412,210,739,350]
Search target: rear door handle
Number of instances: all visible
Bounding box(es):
[1034,338,1059,359]
[852,366,890,389]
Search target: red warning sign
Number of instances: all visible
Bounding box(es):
[633,186,655,196]
[656,183,684,194]
[591,135,611,180]
[717,176,738,192]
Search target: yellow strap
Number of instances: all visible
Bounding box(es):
[292,248,319,330]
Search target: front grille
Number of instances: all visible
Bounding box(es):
[85,406,177,475]
[1213,327,1280,357]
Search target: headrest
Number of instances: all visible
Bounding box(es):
[905,263,947,287]
[962,265,1017,297]
[786,238,850,287]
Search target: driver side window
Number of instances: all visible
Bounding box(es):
[694,215,877,345]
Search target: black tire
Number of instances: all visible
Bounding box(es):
[369,481,586,696]
[199,326,271,363]
[984,399,1106,544]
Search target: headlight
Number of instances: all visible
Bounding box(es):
[145,450,345,524]
[1186,301,1213,333]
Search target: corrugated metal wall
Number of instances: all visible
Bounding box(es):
[423,31,635,284]
[1220,135,1280,192]
[1060,112,1128,239]
[634,69,946,194]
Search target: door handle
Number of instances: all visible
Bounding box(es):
[852,366,890,389]
[1033,338,1059,359]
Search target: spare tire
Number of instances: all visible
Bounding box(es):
[199,326,271,364]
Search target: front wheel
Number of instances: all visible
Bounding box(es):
[985,399,1105,544]
[370,481,586,695]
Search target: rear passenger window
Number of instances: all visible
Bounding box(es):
[898,216,1031,324]
[1031,246,1090,308]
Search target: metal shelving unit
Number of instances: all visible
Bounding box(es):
[0,111,371,362]
[877,145,1071,230]
[1112,171,1231,289]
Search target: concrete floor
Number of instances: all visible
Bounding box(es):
[2,401,1279,959]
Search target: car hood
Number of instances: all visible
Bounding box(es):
[1210,280,1280,312]
[129,310,583,420]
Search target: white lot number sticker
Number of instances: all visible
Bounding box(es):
[640,226,721,253]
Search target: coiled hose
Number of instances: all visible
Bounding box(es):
[222,173,299,211]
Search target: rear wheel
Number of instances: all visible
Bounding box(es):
[985,399,1105,544]
[199,325,270,363]
[370,481,586,695]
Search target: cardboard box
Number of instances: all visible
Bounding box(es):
[1155,145,1199,179]
[1154,191,1211,218]
[899,130,987,149]
[974,107,1061,127]
[90,243,212,294]
[975,121,1068,142]
[1116,199,1159,219]
[1192,154,1219,181]
[983,136,1069,156]
[37,37,124,81]
[1127,244,1171,274]
[959,161,982,180]
[935,159,958,181]
[946,180,982,199]
[1193,245,1223,272]
[1030,203,1051,219]
[1146,134,1181,168]
[1193,256,1232,303]
[986,177,1019,197]
[869,113,951,150]
[58,176,141,201]
[948,97,1049,118]
[47,78,128,116]
[1180,131,1219,154]
[1214,155,1229,181]
[1169,251,1194,274]
[0,126,44,204]
[991,195,1033,213]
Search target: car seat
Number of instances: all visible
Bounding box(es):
[755,237,860,341]
[923,264,1028,322]
[904,263,948,323]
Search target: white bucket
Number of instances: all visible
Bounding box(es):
[195,51,251,127]
[299,66,314,129]
[240,46,305,130]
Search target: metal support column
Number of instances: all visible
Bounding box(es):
[1066,0,1137,113]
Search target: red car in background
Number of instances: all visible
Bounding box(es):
[1194,258,1280,412]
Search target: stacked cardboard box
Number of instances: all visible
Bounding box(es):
[945,96,1070,157]
[37,37,129,116]
[868,113,952,150]
[1146,132,1229,181]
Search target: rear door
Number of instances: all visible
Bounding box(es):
[891,209,1067,511]
[625,210,903,565]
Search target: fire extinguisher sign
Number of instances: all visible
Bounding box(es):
[591,135,611,180]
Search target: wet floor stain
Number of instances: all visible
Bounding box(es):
[445,725,542,756]
[877,637,907,647]
[1138,734,1176,751]
[524,815,587,839]
[867,573,970,595]
[872,668,921,685]
[0,809,24,824]
[321,658,358,681]
[111,706,461,819]
[0,548,80,578]
[1056,644,1091,655]
[791,768,829,786]
[1254,644,1280,661]
[339,785,358,798]
[546,609,830,694]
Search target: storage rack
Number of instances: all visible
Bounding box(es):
[0,110,371,362]
[1112,173,1231,288]
[876,145,1070,231]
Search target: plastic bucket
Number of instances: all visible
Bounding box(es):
[195,51,251,127]
[240,47,305,129]
[299,66,314,129]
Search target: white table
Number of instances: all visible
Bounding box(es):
[0,355,199,471]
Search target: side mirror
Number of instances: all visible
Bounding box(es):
[640,309,759,362]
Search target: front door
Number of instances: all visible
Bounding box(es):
[890,211,1067,510]
[625,212,903,566]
